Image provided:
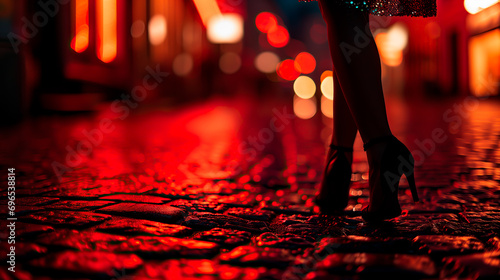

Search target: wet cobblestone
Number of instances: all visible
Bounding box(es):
[0,98,499,279]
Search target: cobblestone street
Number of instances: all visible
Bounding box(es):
[1,95,499,279]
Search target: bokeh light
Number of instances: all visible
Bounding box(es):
[464,0,499,14]
[294,95,317,120]
[387,23,409,50]
[321,95,333,118]
[255,52,280,73]
[173,53,193,76]
[293,76,316,99]
[267,25,289,48]
[321,70,333,82]
[255,12,277,33]
[207,14,244,44]
[310,23,328,44]
[425,22,441,39]
[375,23,408,67]
[277,59,301,81]
[131,20,145,38]
[219,52,241,74]
[376,32,403,67]
[321,75,334,100]
[295,52,316,74]
[148,15,167,45]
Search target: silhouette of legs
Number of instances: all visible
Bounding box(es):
[318,0,392,143]
[331,70,357,148]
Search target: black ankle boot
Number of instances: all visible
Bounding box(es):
[362,135,419,222]
[315,144,353,215]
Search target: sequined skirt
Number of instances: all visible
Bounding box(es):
[299,0,437,17]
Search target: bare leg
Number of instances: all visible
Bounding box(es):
[318,0,392,143]
[331,70,357,148]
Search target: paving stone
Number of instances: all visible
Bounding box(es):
[220,246,296,268]
[184,212,269,233]
[36,229,219,258]
[315,236,413,255]
[0,242,47,261]
[168,199,228,213]
[193,228,252,248]
[44,188,102,199]
[144,188,202,200]
[96,203,186,223]
[133,259,283,280]
[96,217,192,237]
[413,235,485,257]
[487,236,500,251]
[0,197,59,206]
[29,251,143,278]
[254,232,315,250]
[0,205,43,218]
[36,229,128,251]
[0,266,33,280]
[441,251,500,279]
[18,210,112,228]
[98,194,171,204]
[114,236,220,259]
[2,222,54,240]
[261,203,313,215]
[45,182,154,200]
[311,253,437,278]
[406,202,462,214]
[225,207,276,221]
[376,213,461,237]
[202,193,258,208]
[45,200,116,211]
[272,214,331,239]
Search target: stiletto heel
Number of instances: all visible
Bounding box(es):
[361,135,418,222]
[315,144,353,215]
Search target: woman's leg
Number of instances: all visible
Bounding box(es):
[318,0,392,143]
[331,70,357,148]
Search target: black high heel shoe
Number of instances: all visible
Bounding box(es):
[361,135,419,222]
[314,144,353,215]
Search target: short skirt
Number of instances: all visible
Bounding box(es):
[299,0,437,17]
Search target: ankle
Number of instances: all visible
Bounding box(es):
[329,144,353,152]
[363,134,394,151]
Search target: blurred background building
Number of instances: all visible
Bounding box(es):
[0,0,499,124]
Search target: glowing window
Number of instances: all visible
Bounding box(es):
[96,0,117,63]
[71,0,89,53]
[469,29,500,97]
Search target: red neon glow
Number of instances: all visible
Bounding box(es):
[295,52,316,74]
[71,0,89,53]
[255,12,277,33]
[267,25,289,48]
[277,59,301,81]
[96,0,117,63]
